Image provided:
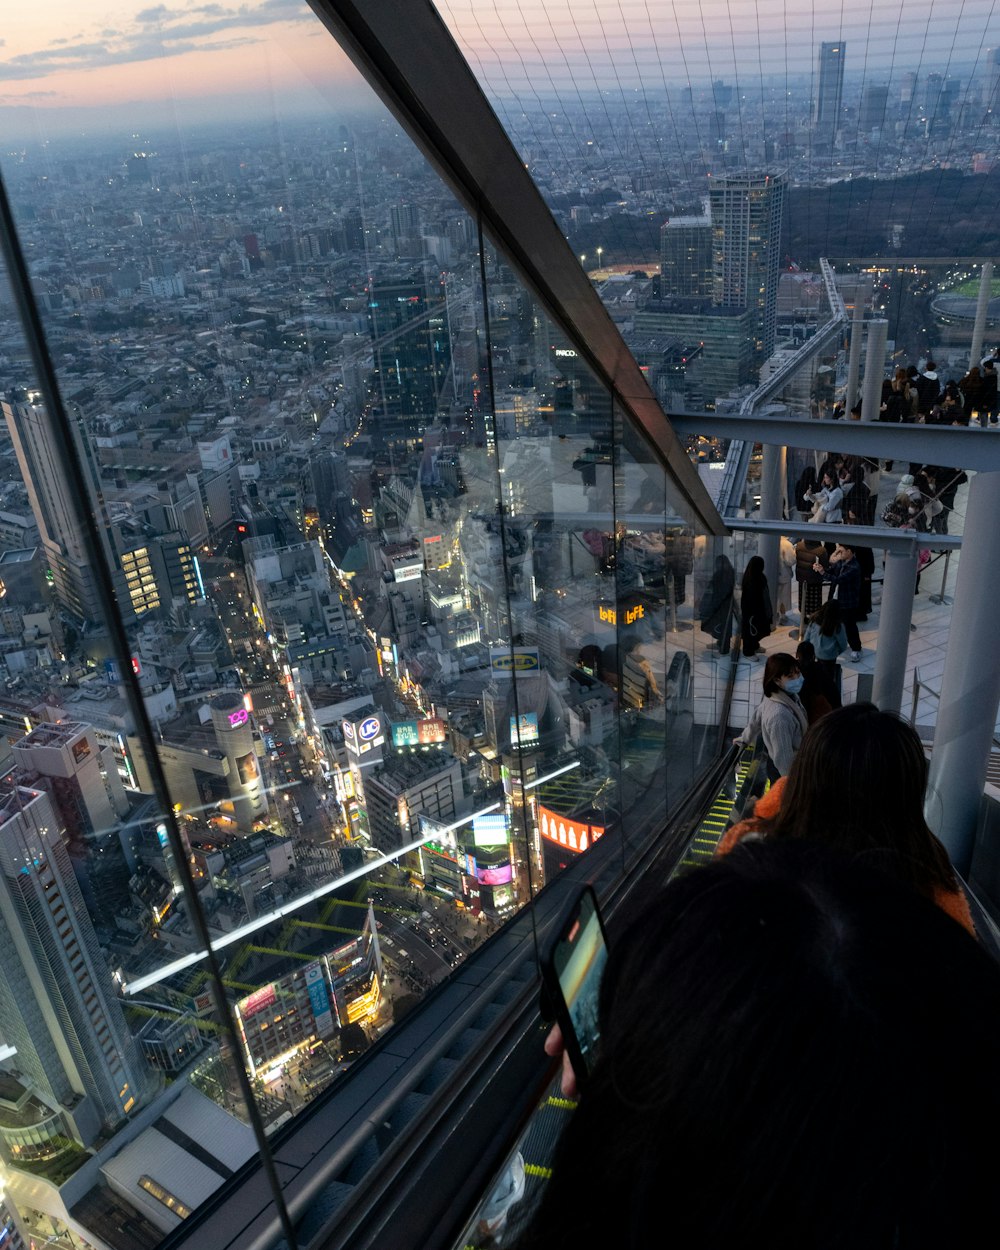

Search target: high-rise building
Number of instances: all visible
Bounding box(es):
[988,48,1000,123]
[1,391,107,622]
[709,173,786,362]
[813,41,846,137]
[367,275,451,447]
[860,83,889,132]
[12,721,132,930]
[0,782,151,1157]
[660,213,713,299]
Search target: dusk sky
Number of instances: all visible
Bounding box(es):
[1,0,997,140]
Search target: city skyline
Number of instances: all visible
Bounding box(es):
[0,3,997,1246]
[2,0,998,139]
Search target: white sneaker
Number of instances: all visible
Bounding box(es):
[849,650,862,661]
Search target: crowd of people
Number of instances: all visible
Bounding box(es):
[694,357,982,674]
[523,705,996,1250]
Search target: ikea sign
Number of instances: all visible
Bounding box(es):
[489,647,540,676]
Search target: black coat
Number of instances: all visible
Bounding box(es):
[740,578,773,646]
[699,563,735,641]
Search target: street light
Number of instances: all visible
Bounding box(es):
[596,246,604,269]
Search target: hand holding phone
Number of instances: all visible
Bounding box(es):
[541,886,609,1092]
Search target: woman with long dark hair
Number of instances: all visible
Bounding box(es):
[739,555,772,660]
[719,703,973,934]
[523,840,1000,1250]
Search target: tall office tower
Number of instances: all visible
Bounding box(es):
[812,41,846,137]
[923,72,944,132]
[0,782,151,1155]
[660,214,713,298]
[367,274,451,448]
[390,203,421,254]
[1,391,108,622]
[860,83,889,132]
[709,173,786,363]
[988,48,1000,123]
[13,721,132,930]
[900,71,919,109]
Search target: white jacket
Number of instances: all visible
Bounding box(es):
[740,690,809,777]
[805,484,843,524]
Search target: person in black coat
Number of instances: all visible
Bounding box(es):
[794,538,826,629]
[740,556,773,660]
[699,554,736,655]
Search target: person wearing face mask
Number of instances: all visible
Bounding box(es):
[734,652,808,779]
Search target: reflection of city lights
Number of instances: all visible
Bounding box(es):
[523,760,582,791]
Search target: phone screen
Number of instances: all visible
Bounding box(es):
[551,888,608,1078]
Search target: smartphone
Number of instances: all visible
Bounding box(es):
[541,885,609,1089]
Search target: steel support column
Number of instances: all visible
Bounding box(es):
[871,547,917,713]
[969,261,994,370]
[860,319,888,422]
[845,280,868,411]
[759,443,785,617]
[926,470,1000,876]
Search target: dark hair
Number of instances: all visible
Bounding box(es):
[519,841,1000,1250]
[795,640,816,664]
[762,651,799,697]
[740,555,765,591]
[769,703,955,897]
[810,599,841,637]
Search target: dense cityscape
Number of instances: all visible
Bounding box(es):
[0,17,997,1249]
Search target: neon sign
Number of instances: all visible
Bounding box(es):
[599,604,644,626]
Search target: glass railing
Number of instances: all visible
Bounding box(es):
[0,7,729,1248]
[2,3,996,1246]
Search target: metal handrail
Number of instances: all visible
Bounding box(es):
[910,667,1000,752]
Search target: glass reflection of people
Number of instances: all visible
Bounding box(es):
[698,554,735,655]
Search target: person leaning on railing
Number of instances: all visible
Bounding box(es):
[524,838,1000,1250]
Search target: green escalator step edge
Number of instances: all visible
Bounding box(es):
[525,1163,554,1179]
[546,1095,577,1110]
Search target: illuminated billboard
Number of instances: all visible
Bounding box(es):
[472,812,508,848]
[344,714,384,755]
[392,717,446,748]
[509,712,539,747]
[394,562,423,583]
[491,884,515,910]
[418,717,446,744]
[393,720,419,747]
[537,805,605,854]
[489,646,540,677]
[304,962,334,1037]
[477,861,513,886]
[227,708,249,728]
[239,983,277,1019]
[236,752,259,786]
